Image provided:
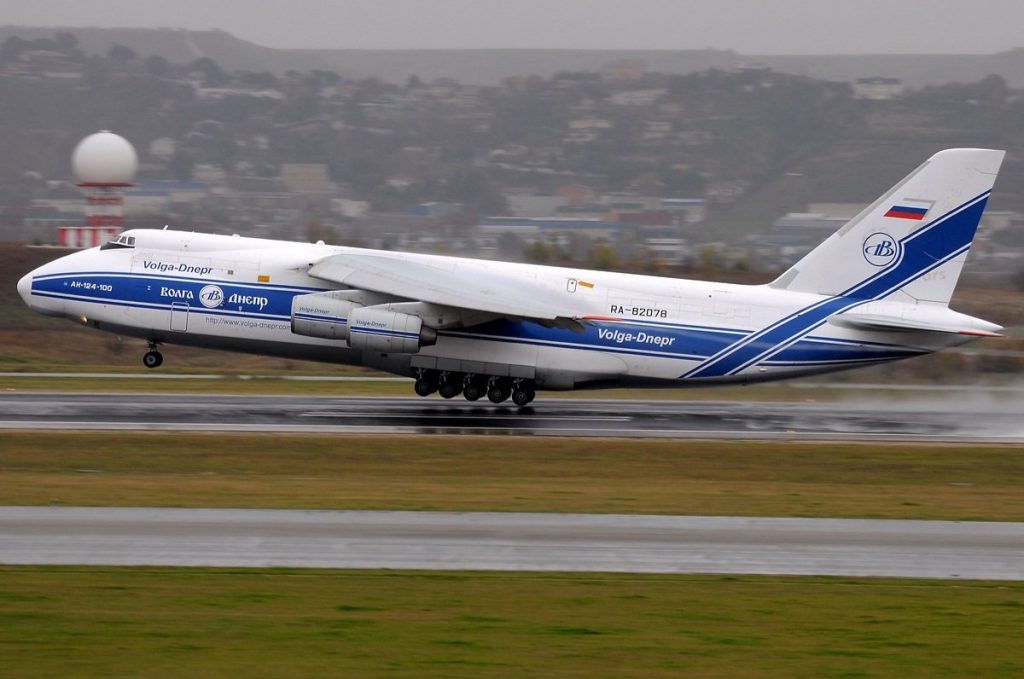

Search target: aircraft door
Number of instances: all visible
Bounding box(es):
[170,302,189,332]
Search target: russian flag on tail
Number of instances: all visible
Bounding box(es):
[884,199,932,220]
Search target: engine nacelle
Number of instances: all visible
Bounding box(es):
[290,291,360,340]
[348,306,437,354]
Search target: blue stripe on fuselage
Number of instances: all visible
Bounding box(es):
[31,272,312,319]
[30,272,929,371]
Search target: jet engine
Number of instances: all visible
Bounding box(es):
[347,306,437,354]
[290,291,437,353]
[290,291,359,340]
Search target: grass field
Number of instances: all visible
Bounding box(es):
[3,433,1024,520]
[1,567,1022,678]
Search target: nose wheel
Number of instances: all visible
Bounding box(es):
[143,342,163,369]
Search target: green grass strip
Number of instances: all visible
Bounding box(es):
[1,567,1022,678]
[2,432,1023,520]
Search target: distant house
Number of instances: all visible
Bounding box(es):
[196,87,285,101]
[126,180,209,215]
[568,117,614,130]
[642,121,673,140]
[643,237,691,265]
[148,137,177,160]
[853,77,904,100]
[478,216,625,240]
[12,50,84,80]
[504,194,570,218]
[608,89,667,106]
[555,184,595,207]
[410,202,462,219]
[331,198,370,219]
[279,164,331,194]
[602,59,648,81]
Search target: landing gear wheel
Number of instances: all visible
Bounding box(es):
[438,374,463,399]
[414,378,437,397]
[487,378,512,404]
[463,376,486,401]
[413,369,438,397]
[142,350,163,369]
[511,384,535,407]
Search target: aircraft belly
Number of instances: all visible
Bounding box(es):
[427,326,702,384]
[428,333,540,368]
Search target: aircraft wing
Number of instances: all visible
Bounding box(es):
[307,251,579,324]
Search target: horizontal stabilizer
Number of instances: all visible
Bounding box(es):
[830,311,1003,337]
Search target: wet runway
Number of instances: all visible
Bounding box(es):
[2,507,1022,579]
[1,392,1023,441]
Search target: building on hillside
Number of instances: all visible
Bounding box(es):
[478,216,626,241]
[608,89,667,107]
[555,184,595,206]
[505,194,570,217]
[3,50,84,79]
[602,59,648,81]
[279,164,331,194]
[643,237,692,265]
[410,202,462,218]
[853,77,904,100]
[126,180,208,215]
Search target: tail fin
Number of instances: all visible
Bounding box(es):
[771,148,1005,304]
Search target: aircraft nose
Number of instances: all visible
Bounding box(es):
[17,271,33,306]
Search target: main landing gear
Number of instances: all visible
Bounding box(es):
[414,369,535,405]
[142,341,163,369]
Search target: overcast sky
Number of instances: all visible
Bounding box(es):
[3,0,1024,54]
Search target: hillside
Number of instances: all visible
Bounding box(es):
[4,26,1024,86]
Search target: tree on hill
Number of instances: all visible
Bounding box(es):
[188,56,228,86]
[108,44,138,63]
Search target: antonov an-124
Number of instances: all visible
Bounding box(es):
[18,149,1007,405]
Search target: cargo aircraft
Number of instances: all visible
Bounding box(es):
[18,149,1006,405]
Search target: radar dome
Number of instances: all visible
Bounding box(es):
[71,131,138,184]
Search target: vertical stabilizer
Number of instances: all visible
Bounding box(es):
[771,148,1004,304]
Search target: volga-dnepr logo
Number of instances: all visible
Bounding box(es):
[198,285,225,308]
[862,232,899,267]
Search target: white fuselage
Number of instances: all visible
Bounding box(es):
[18,229,983,390]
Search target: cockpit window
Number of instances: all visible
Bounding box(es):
[100,234,136,250]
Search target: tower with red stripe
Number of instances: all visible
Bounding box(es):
[63,131,137,248]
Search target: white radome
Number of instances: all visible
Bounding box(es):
[71,131,138,184]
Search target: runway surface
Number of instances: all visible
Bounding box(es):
[2,507,1022,579]
[1,392,1023,441]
